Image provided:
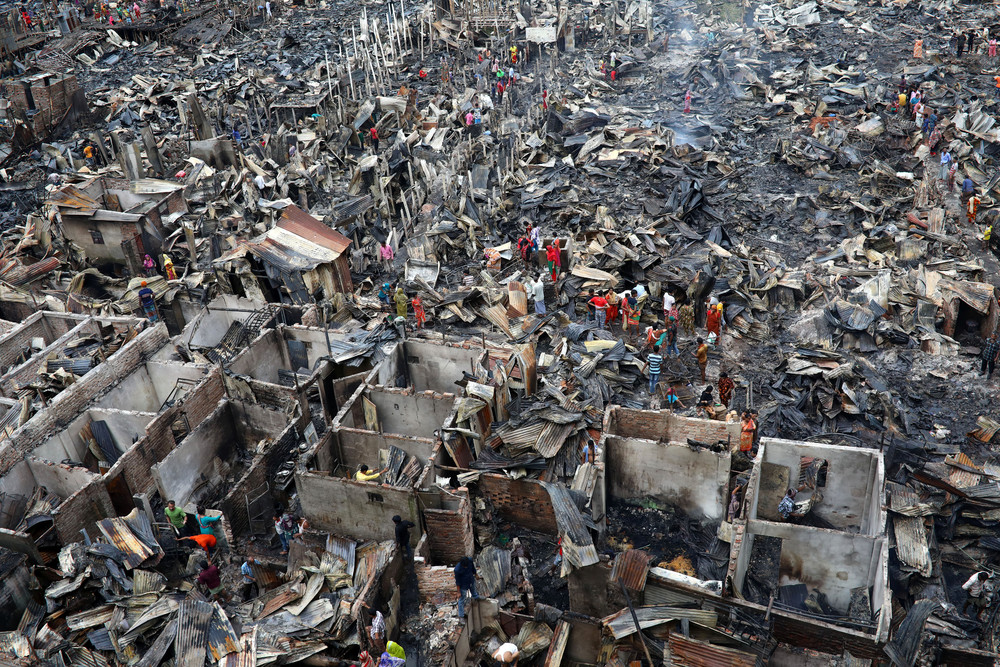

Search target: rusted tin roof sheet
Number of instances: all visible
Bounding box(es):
[475,545,512,597]
[257,581,303,620]
[207,603,240,662]
[96,518,155,569]
[611,549,652,592]
[175,599,214,667]
[668,633,757,667]
[278,205,351,254]
[45,184,99,212]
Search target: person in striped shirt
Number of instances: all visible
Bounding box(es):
[645,345,663,395]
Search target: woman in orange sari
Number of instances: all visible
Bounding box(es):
[740,411,756,453]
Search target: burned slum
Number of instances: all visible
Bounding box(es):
[0,0,995,663]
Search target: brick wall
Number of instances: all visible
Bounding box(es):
[414,560,460,605]
[478,474,556,535]
[423,489,474,565]
[100,366,224,497]
[222,423,299,538]
[53,479,115,544]
[604,407,739,445]
[1,324,169,476]
[0,314,51,372]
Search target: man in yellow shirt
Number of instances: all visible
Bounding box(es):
[355,464,387,482]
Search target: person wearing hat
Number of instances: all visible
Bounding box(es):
[138,281,158,322]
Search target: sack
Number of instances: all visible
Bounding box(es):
[280,515,295,533]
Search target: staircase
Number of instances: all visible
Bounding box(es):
[205,305,279,365]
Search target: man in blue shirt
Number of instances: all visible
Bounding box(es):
[963,176,975,207]
[454,556,481,617]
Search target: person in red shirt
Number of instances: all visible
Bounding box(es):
[418,69,427,79]
[589,293,609,329]
[196,561,229,601]
[369,127,379,153]
[545,244,559,281]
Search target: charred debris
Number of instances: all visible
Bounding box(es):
[0,0,993,663]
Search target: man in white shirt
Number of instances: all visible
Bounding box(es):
[530,277,545,314]
[493,642,519,664]
[663,290,675,321]
[963,571,992,616]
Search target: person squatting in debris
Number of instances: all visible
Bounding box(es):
[962,571,994,617]
[778,488,797,520]
[981,332,1000,378]
[696,386,716,418]
[454,556,481,617]
[493,642,520,665]
[378,282,393,306]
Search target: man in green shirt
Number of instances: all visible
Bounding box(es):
[164,500,187,535]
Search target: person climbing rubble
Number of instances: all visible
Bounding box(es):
[962,571,994,617]
[454,556,481,617]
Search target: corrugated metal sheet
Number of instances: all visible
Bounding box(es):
[535,422,576,458]
[65,645,109,667]
[258,583,303,620]
[946,452,983,489]
[603,606,719,640]
[86,629,114,652]
[611,549,652,592]
[45,184,99,211]
[121,595,180,646]
[507,282,528,317]
[353,541,394,590]
[325,535,356,576]
[175,599,214,667]
[218,626,256,667]
[66,605,115,631]
[475,546,511,597]
[893,515,932,576]
[279,205,351,254]
[97,518,155,568]
[643,582,698,606]
[132,570,166,595]
[134,619,176,667]
[541,481,599,572]
[207,603,240,662]
[0,631,32,659]
[511,621,554,660]
[331,194,374,220]
[7,257,61,286]
[668,633,756,667]
[544,620,570,666]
